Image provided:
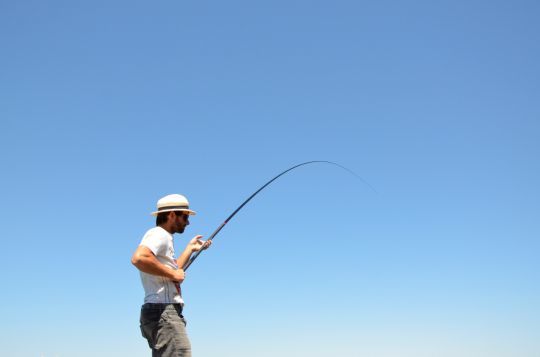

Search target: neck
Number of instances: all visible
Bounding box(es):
[159,224,175,234]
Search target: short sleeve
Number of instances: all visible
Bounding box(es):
[140,229,167,256]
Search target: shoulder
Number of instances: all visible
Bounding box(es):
[140,227,171,254]
[144,226,170,239]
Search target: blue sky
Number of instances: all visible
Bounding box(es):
[1,0,539,356]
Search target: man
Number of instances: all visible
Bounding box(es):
[131,194,211,357]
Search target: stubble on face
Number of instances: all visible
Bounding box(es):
[174,213,189,234]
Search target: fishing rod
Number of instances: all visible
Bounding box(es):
[183,160,375,271]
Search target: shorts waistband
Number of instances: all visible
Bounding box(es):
[142,303,183,312]
[142,303,183,308]
[141,303,184,318]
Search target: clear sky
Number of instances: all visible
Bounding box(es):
[1,1,539,356]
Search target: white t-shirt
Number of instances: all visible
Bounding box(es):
[138,226,184,305]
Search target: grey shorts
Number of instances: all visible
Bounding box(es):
[140,304,191,357]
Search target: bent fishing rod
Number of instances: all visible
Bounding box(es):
[183,160,375,271]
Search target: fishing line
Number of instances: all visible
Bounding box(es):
[183,160,375,271]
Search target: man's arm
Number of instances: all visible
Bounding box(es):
[176,235,211,269]
[131,245,185,283]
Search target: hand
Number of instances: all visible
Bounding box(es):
[171,268,185,283]
[189,235,212,252]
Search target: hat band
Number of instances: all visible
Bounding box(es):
[157,205,189,211]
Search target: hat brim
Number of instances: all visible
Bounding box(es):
[150,208,197,216]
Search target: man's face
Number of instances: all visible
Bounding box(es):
[172,211,190,234]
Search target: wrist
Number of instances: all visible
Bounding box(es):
[182,246,195,257]
[166,269,177,280]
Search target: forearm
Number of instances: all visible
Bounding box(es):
[176,247,195,269]
[131,248,178,280]
[133,257,177,280]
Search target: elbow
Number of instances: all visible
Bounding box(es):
[131,254,142,267]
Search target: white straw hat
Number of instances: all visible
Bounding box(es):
[150,194,197,216]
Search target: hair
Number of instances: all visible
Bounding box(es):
[156,210,187,226]
[156,211,172,226]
